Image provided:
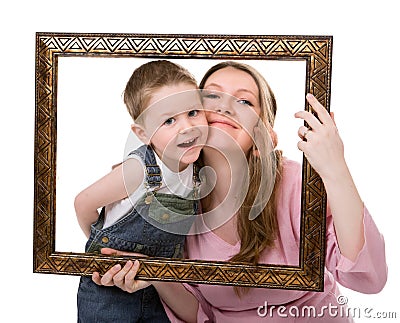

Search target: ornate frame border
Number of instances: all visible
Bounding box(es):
[34,33,332,291]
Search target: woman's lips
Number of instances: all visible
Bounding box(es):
[208,118,239,129]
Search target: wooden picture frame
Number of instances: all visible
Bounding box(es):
[34,32,332,291]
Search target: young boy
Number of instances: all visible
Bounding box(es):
[75,60,208,322]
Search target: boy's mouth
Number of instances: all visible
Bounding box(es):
[177,137,198,148]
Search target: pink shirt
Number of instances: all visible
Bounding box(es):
[164,160,387,322]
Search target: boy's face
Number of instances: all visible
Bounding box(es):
[135,84,208,172]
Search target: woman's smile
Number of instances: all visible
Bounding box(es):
[207,115,240,129]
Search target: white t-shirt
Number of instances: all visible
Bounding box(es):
[103,152,195,228]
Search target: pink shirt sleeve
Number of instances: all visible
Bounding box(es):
[162,283,214,322]
[161,159,388,322]
[325,206,387,293]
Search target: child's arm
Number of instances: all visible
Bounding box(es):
[74,158,144,238]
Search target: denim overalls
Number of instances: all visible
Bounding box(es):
[77,145,200,322]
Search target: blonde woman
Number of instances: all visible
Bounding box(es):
[94,61,387,323]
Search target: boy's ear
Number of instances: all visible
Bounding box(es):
[131,124,150,144]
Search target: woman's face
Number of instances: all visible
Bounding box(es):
[201,67,261,155]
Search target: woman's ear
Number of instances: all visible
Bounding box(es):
[252,145,261,158]
[131,124,150,144]
[269,128,278,148]
[252,124,278,157]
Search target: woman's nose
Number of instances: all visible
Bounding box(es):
[216,107,232,115]
[214,95,235,115]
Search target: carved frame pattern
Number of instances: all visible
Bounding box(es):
[34,33,332,291]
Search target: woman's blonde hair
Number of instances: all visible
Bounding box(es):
[199,61,283,274]
[123,60,198,120]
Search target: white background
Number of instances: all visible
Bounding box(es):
[55,57,305,252]
[1,0,399,322]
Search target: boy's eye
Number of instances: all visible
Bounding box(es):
[164,117,175,125]
[237,99,253,107]
[188,109,199,117]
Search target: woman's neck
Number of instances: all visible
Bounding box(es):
[202,149,231,207]
[201,146,249,231]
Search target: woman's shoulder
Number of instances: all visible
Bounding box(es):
[276,157,303,200]
[281,157,302,178]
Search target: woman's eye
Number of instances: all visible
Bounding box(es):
[237,99,253,107]
[188,110,199,117]
[203,93,220,99]
[164,117,175,125]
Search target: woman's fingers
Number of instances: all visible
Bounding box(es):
[295,94,337,143]
[99,247,120,255]
[100,247,148,258]
[100,248,133,257]
[91,263,122,286]
[330,111,336,125]
[125,260,140,283]
[305,93,333,125]
[294,95,345,179]
[294,94,333,130]
[294,110,320,130]
[112,260,150,293]
[297,126,312,141]
[113,260,135,288]
[92,249,151,293]
[91,259,150,293]
[92,271,102,285]
[124,261,151,293]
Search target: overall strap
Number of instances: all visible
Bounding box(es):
[192,162,201,186]
[127,145,162,190]
[191,161,202,201]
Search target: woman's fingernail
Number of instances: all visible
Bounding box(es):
[306,93,314,99]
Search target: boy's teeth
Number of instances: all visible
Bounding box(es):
[178,138,196,147]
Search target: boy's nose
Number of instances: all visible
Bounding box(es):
[178,117,195,134]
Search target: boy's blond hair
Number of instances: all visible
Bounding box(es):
[124,60,198,120]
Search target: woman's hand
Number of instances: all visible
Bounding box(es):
[295,93,346,181]
[92,248,151,293]
[296,94,365,261]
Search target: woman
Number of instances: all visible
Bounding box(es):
[93,61,387,322]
